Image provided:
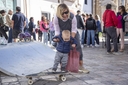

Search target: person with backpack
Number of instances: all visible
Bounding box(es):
[86,14,96,47]
[103,4,119,55]
[53,3,89,73]
[0,10,8,45]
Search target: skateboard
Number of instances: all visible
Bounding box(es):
[26,71,68,85]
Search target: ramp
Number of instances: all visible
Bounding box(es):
[0,42,55,76]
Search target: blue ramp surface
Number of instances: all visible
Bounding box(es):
[0,42,55,76]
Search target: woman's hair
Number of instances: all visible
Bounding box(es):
[82,14,85,17]
[29,17,33,21]
[119,5,126,13]
[37,20,40,25]
[95,15,100,21]
[56,4,70,19]
[41,15,46,22]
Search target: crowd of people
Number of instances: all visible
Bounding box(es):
[0,3,128,72]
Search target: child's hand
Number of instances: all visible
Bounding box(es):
[72,44,76,48]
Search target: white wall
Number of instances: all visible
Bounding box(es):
[18,0,93,25]
[27,0,58,25]
[80,0,92,14]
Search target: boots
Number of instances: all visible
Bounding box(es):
[79,60,90,74]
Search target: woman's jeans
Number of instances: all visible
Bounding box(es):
[42,31,48,45]
[87,30,95,46]
[95,32,100,45]
[50,31,54,44]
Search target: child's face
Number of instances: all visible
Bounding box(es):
[62,34,70,42]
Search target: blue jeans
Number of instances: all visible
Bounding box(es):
[87,30,95,46]
[42,32,48,45]
[8,28,12,43]
[81,29,85,44]
[50,31,54,44]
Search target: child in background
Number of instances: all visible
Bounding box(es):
[52,30,77,72]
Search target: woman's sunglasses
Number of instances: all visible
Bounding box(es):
[62,11,69,15]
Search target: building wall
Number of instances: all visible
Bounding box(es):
[0,0,14,11]
[80,0,92,14]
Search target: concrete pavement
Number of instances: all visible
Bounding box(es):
[0,42,128,85]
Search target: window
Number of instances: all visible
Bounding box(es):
[85,0,87,5]
[58,0,60,3]
[121,0,125,5]
[0,0,14,11]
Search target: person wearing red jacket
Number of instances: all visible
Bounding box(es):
[103,4,119,55]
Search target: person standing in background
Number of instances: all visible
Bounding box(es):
[95,15,102,46]
[12,6,26,42]
[49,17,55,45]
[81,14,86,47]
[24,17,29,32]
[0,10,8,45]
[28,17,36,41]
[76,10,85,44]
[6,10,13,43]
[86,14,97,48]
[116,6,127,52]
[40,15,49,45]
[103,4,119,55]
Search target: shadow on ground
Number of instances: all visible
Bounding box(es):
[32,79,62,85]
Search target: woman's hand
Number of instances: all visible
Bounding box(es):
[71,32,76,38]
[72,44,76,48]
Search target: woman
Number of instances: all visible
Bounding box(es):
[120,6,127,33]
[116,6,127,52]
[53,4,89,73]
[49,17,55,45]
[28,17,36,40]
[95,15,101,46]
[40,15,48,45]
[0,10,8,45]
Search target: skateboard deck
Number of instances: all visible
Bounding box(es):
[26,71,68,84]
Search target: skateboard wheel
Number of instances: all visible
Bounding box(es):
[60,76,66,81]
[28,80,33,85]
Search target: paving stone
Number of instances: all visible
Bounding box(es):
[0,43,128,85]
[85,80,101,84]
[1,77,17,83]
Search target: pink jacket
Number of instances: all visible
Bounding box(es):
[40,21,48,32]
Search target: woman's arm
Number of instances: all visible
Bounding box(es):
[53,16,60,36]
[71,16,77,38]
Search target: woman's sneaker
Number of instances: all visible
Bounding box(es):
[79,66,90,74]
